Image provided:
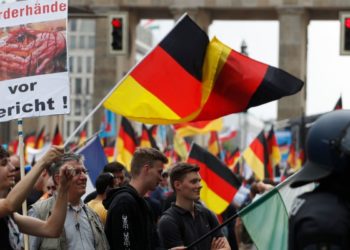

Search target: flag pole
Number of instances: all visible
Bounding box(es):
[17,119,29,250]
[64,13,189,148]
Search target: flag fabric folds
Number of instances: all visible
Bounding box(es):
[243,131,272,180]
[117,117,138,171]
[188,143,241,214]
[104,15,209,124]
[238,174,315,250]
[194,38,304,121]
[173,118,223,137]
[104,14,303,125]
[76,136,108,186]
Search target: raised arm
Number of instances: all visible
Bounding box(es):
[13,164,73,237]
[0,147,63,218]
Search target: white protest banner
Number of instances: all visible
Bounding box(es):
[0,0,70,122]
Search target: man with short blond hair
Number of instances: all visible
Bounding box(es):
[104,147,168,250]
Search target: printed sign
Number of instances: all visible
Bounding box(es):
[0,0,69,122]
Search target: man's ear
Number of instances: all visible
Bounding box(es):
[143,164,151,174]
[174,180,181,191]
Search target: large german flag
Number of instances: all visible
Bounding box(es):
[104,14,303,124]
[194,38,304,121]
[104,15,209,124]
[188,143,241,214]
[140,124,159,149]
[243,131,272,180]
[173,118,223,137]
[117,117,138,171]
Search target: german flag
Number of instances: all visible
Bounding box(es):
[194,38,304,121]
[140,124,159,149]
[25,132,36,148]
[104,15,209,124]
[225,148,240,172]
[117,117,138,171]
[267,127,281,170]
[188,143,241,214]
[24,132,36,163]
[104,15,303,124]
[333,96,342,110]
[208,131,221,157]
[242,131,271,180]
[52,125,63,146]
[34,126,45,149]
[174,118,223,137]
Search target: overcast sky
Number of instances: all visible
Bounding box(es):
[144,19,350,121]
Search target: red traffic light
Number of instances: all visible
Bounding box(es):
[112,18,122,28]
[345,18,350,29]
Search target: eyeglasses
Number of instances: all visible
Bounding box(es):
[70,168,89,176]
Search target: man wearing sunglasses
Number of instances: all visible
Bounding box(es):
[29,153,109,250]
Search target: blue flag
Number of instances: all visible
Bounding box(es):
[76,136,108,186]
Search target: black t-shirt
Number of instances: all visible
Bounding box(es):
[0,217,13,250]
[158,203,223,250]
[289,189,350,250]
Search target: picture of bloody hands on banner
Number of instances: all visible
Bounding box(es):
[0,19,67,80]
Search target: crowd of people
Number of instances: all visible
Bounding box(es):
[1,110,350,250]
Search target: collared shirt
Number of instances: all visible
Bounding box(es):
[29,200,95,250]
[65,202,95,250]
[158,203,223,250]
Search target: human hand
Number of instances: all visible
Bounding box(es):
[211,237,230,250]
[38,146,64,169]
[58,164,74,192]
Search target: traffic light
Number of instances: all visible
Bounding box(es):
[340,12,350,55]
[109,13,128,55]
